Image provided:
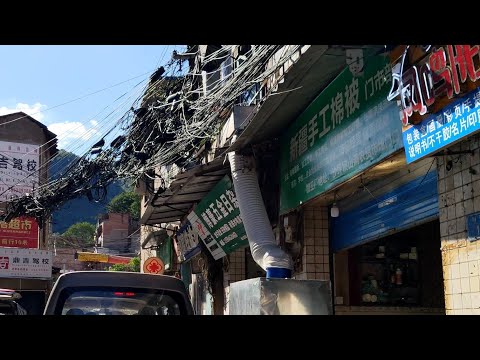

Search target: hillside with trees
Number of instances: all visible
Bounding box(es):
[50,149,125,233]
[106,191,141,220]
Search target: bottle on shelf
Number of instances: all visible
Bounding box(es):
[395,267,403,286]
[390,264,395,285]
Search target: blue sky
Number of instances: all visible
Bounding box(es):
[0,45,184,154]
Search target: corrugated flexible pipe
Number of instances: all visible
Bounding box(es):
[228,148,293,278]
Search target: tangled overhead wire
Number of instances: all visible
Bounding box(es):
[2,45,304,223]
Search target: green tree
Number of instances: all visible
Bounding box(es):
[107,191,141,219]
[62,222,96,247]
[109,257,140,272]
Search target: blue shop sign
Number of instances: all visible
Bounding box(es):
[403,87,480,164]
[467,212,480,242]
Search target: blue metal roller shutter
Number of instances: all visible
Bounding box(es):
[331,170,439,252]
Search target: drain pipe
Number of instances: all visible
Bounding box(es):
[228,146,293,279]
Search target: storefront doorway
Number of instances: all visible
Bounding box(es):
[331,159,445,314]
[346,220,444,311]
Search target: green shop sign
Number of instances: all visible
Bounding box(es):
[280,55,403,213]
[187,175,248,260]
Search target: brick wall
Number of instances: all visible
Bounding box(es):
[98,213,130,252]
[295,206,330,281]
[53,248,89,272]
[438,135,480,315]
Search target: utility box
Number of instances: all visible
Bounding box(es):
[228,278,332,315]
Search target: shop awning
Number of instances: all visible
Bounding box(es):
[141,156,228,225]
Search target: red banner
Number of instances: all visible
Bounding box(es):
[107,255,132,264]
[0,216,39,249]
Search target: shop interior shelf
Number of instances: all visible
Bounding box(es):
[360,257,417,263]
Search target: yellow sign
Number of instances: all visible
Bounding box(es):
[143,257,164,275]
[76,252,109,263]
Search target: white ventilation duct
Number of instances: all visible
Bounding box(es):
[228,149,293,278]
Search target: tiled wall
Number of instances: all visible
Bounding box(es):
[224,248,246,284]
[438,135,480,315]
[294,205,330,281]
[223,248,246,315]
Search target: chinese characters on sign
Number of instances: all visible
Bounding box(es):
[403,87,480,163]
[0,216,39,249]
[280,55,403,214]
[76,252,109,262]
[175,219,202,262]
[175,175,248,261]
[289,68,385,164]
[190,175,248,260]
[0,141,39,202]
[387,45,480,126]
[0,248,52,279]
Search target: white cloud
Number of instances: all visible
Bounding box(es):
[0,102,47,122]
[0,102,102,152]
[48,120,99,149]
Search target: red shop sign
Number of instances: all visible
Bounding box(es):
[387,45,480,126]
[0,216,39,249]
